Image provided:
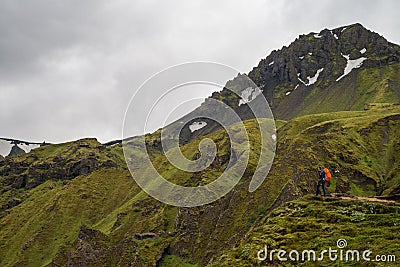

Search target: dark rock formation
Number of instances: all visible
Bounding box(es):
[0,138,119,191]
[0,138,121,216]
[7,144,25,157]
[173,24,400,146]
[239,24,399,119]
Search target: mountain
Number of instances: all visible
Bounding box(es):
[181,23,400,140]
[239,23,400,118]
[172,24,400,145]
[7,144,25,157]
[1,106,399,266]
[0,24,400,266]
[248,23,400,119]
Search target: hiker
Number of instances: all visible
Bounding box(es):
[324,167,332,188]
[316,167,326,196]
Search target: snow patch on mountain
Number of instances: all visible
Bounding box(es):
[189,121,207,132]
[298,68,324,86]
[20,143,40,152]
[239,86,262,106]
[0,141,39,157]
[336,54,367,81]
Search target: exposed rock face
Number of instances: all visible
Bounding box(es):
[252,23,399,84]
[7,144,25,157]
[0,138,118,191]
[172,24,400,145]
[0,138,120,214]
[47,225,112,267]
[49,225,169,267]
[213,23,400,121]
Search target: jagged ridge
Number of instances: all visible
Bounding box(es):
[218,23,400,121]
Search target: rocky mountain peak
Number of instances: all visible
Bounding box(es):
[182,23,400,142]
[248,23,400,87]
[204,23,400,121]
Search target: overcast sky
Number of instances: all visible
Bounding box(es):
[1,0,399,145]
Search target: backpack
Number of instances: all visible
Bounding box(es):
[324,168,332,182]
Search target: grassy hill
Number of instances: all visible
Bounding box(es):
[1,104,399,266]
[212,196,400,266]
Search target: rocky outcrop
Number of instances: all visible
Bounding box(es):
[47,225,111,267]
[49,225,169,267]
[174,24,400,145]
[0,139,118,191]
[211,23,400,121]
[0,138,121,215]
[247,23,400,88]
[7,144,25,157]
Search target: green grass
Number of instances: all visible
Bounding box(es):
[274,63,400,120]
[0,169,139,267]
[159,255,200,267]
[278,105,400,197]
[1,103,400,266]
[213,197,400,266]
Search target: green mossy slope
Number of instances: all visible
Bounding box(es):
[213,197,400,267]
[0,106,399,266]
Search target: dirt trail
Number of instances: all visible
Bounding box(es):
[329,193,399,204]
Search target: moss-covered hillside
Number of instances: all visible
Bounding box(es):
[213,196,399,267]
[0,104,399,266]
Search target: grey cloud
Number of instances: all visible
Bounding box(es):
[0,0,399,148]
